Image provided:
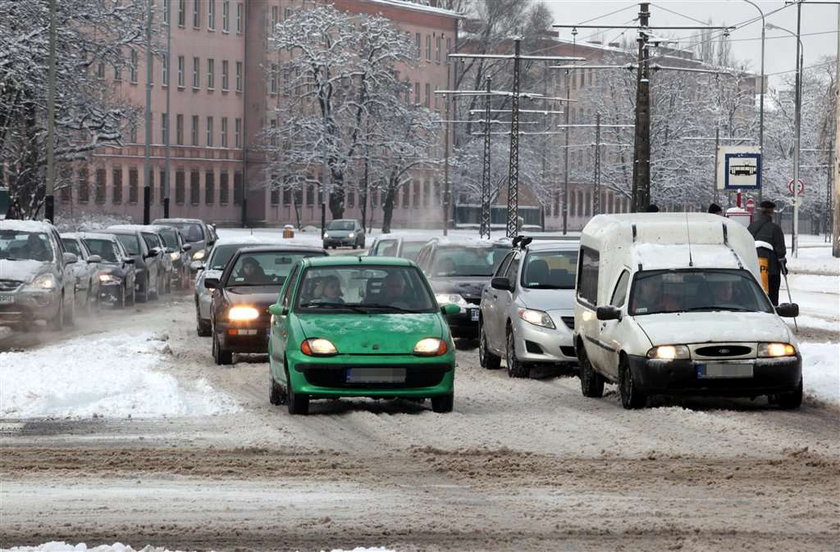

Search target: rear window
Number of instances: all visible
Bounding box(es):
[116,234,140,256]
[401,241,426,261]
[327,220,355,231]
[62,239,83,257]
[226,251,323,286]
[522,250,578,289]
[84,239,120,262]
[165,222,204,243]
[430,245,508,277]
[158,228,180,249]
[208,243,269,271]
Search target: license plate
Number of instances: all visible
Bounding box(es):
[470,308,479,321]
[0,295,14,304]
[697,363,754,379]
[346,368,407,384]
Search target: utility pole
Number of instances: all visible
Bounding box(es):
[164,0,172,219]
[632,2,651,212]
[714,127,720,204]
[45,0,57,222]
[443,61,452,236]
[507,39,522,238]
[480,77,492,238]
[562,29,576,235]
[143,0,153,224]
[835,4,840,257]
[593,113,601,215]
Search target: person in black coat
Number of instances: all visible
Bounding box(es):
[747,200,787,305]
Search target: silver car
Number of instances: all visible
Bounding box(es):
[0,220,78,330]
[193,236,284,336]
[479,240,579,378]
[61,233,102,313]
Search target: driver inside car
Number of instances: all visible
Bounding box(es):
[239,257,270,284]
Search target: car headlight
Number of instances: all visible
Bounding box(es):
[413,337,448,356]
[228,305,260,321]
[170,251,181,261]
[31,273,57,290]
[348,232,355,239]
[301,338,338,356]
[758,342,796,358]
[323,232,329,239]
[99,273,121,284]
[646,345,691,360]
[518,308,555,329]
[192,249,206,260]
[435,293,467,306]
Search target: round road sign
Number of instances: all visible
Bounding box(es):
[788,179,805,195]
[745,198,755,213]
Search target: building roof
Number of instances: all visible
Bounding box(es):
[367,0,461,19]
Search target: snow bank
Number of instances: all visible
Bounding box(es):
[0,333,238,419]
[0,544,395,552]
[801,342,840,406]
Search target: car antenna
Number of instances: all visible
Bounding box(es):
[685,213,694,267]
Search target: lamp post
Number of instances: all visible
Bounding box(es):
[742,0,766,203]
[766,22,803,257]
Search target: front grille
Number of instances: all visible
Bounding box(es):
[300,364,450,389]
[695,345,753,357]
[560,346,576,358]
[0,280,23,292]
[561,316,575,330]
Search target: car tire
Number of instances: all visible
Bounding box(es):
[212,323,233,365]
[126,284,136,306]
[506,327,529,378]
[64,291,76,327]
[431,393,454,413]
[286,369,309,415]
[196,310,211,337]
[619,356,646,409]
[774,379,803,410]
[115,285,126,309]
[479,321,501,370]
[49,296,64,331]
[579,346,604,398]
[138,276,150,303]
[352,244,358,250]
[269,373,286,405]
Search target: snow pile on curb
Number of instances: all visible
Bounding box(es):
[0,544,395,552]
[801,342,840,406]
[0,333,239,419]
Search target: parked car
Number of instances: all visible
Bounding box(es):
[368,234,430,261]
[152,218,217,265]
[80,232,137,308]
[154,225,192,289]
[414,238,510,339]
[105,225,166,302]
[0,220,77,329]
[575,213,802,409]
[480,238,579,377]
[60,233,103,313]
[193,236,284,337]
[205,245,327,365]
[323,219,365,249]
[267,256,459,415]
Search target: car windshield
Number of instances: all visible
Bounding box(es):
[61,239,83,258]
[208,243,269,271]
[115,234,141,256]
[522,250,578,289]
[401,241,426,261]
[327,220,355,231]
[164,222,204,243]
[629,269,774,316]
[158,228,180,249]
[431,245,509,277]
[296,265,437,313]
[0,230,54,262]
[227,251,318,286]
[84,239,120,263]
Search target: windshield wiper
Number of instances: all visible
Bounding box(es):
[299,303,369,314]
[361,303,425,313]
[682,306,755,312]
[526,284,567,290]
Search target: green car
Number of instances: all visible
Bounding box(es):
[267,256,459,415]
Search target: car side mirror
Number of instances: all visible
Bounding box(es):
[596,306,622,321]
[62,252,78,266]
[123,258,135,265]
[182,243,193,252]
[146,247,161,258]
[190,260,204,272]
[87,255,102,264]
[490,277,512,291]
[775,303,799,318]
[268,304,285,316]
[441,303,460,316]
[204,277,219,289]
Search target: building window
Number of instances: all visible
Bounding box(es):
[347,191,355,208]
[424,83,430,108]
[192,57,200,89]
[129,49,138,83]
[177,55,185,87]
[175,170,185,204]
[305,185,314,206]
[161,113,168,144]
[270,179,279,206]
[221,117,228,147]
[191,115,199,146]
[401,185,409,209]
[205,171,215,204]
[176,114,184,145]
[162,56,168,86]
[95,169,106,204]
[162,0,170,24]
[129,124,138,144]
[234,118,241,147]
[426,35,431,61]
[415,33,421,58]
[220,172,229,204]
[206,116,214,146]
[270,63,278,94]
[111,168,123,204]
[96,62,105,79]
[207,58,215,89]
[269,119,278,147]
[271,6,278,28]
[192,0,200,28]
[235,61,242,92]
[207,0,215,29]
[177,0,185,27]
[233,172,243,205]
[128,168,139,204]
[222,0,229,32]
[446,37,452,56]
[190,171,200,204]
[159,170,166,205]
[221,60,229,90]
[236,2,243,33]
[60,182,72,204]
[435,35,441,63]
[147,169,155,204]
[114,59,122,82]
[78,169,89,204]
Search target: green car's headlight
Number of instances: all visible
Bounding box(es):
[301,338,338,356]
[413,338,448,356]
[646,345,690,360]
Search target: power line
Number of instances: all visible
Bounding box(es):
[649,2,714,27]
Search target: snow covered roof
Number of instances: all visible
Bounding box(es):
[367,0,461,19]
[0,220,55,233]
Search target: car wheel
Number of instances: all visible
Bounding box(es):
[774,379,803,410]
[196,309,211,337]
[49,295,64,331]
[352,243,358,250]
[619,356,646,409]
[479,320,501,370]
[286,368,309,415]
[138,276,150,303]
[431,393,454,413]
[212,323,233,365]
[579,346,604,398]
[506,327,529,378]
[64,291,76,327]
[126,283,136,306]
[269,373,286,405]
[116,285,126,309]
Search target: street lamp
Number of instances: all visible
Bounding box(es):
[742,0,766,203]
[766,22,803,257]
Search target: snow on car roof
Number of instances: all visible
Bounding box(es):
[0,220,54,233]
[213,235,290,246]
[77,232,120,241]
[635,243,743,271]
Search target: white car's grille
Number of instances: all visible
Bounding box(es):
[690,343,755,360]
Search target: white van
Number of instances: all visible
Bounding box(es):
[574,213,802,409]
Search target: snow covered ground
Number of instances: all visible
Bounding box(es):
[0,545,393,552]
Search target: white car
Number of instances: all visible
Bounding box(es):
[574,213,802,409]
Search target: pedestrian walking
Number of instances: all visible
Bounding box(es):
[747,200,787,305]
[707,203,723,216]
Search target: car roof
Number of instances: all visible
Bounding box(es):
[77,232,119,241]
[60,232,82,240]
[212,235,291,247]
[234,245,326,255]
[105,225,150,233]
[525,240,580,252]
[304,256,414,268]
[426,237,508,248]
[152,218,205,225]
[0,220,54,233]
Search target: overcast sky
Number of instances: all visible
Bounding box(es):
[545,1,838,86]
